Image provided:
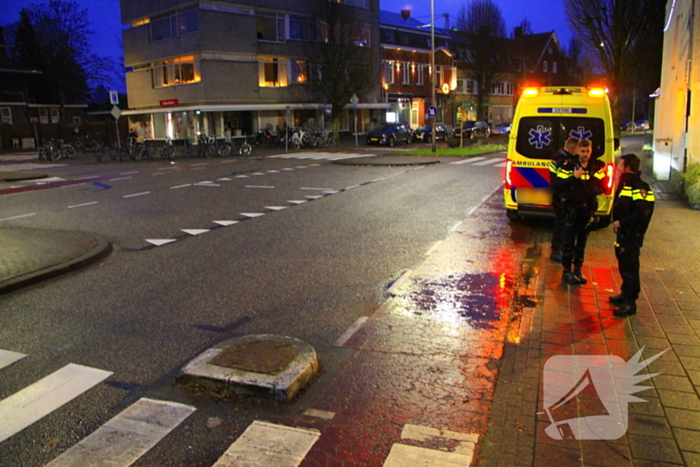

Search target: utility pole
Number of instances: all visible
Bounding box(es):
[430,0,436,153]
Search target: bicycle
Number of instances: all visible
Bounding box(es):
[232,135,253,157]
[159,137,175,161]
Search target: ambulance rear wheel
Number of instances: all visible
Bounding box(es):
[507,210,520,221]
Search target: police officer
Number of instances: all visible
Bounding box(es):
[555,139,606,284]
[611,154,655,317]
[549,137,580,262]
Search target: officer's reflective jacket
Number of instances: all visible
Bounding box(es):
[555,158,606,211]
[548,148,576,199]
[613,173,655,247]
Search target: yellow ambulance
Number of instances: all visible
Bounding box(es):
[504,86,616,227]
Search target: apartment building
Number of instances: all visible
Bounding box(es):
[379,10,456,129]
[120,0,383,140]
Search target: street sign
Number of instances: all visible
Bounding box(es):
[427,106,437,118]
[111,105,121,120]
[109,90,119,105]
[350,93,359,107]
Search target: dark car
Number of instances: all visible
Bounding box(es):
[453,120,490,139]
[492,121,512,135]
[366,123,412,147]
[412,124,447,143]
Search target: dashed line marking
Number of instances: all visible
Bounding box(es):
[146,239,177,247]
[267,170,280,173]
[123,191,150,198]
[451,221,463,232]
[287,200,307,205]
[296,166,308,169]
[323,190,339,194]
[182,229,210,236]
[282,168,294,171]
[218,177,233,181]
[235,175,250,178]
[251,172,265,176]
[304,409,335,420]
[120,171,139,175]
[240,213,265,218]
[345,184,360,190]
[425,240,443,256]
[0,213,37,222]
[335,316,368,346]
[265,206,287,211]
[450,157,486,165]
[301,187,333,191]
[110,176,132,181]
[194,182,220,187]
[170,184,191,189]
[213,220,238,226]
[67,201,99,209]
[304,195,324,200]
[0,350,26,370]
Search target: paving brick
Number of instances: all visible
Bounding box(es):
[627,434,684,464]
[665,407,700,430]
[673,428,700,453]
[672,344,700,357]
[628,396,665,417]
[581,440,632,467]
[683,451,700,467]
[654,375,697,393]
[666,332,700,345]
[678,355,700,370]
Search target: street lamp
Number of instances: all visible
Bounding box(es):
[430,0,436,153]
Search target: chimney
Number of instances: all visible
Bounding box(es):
[401,9,411,20]
[514,26,523,39]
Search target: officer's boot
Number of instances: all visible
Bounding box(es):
[562,265,581,285]
[573,265,587,284]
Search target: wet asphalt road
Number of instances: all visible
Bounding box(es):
[0,148,517,466]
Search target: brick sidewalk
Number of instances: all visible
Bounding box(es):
[478,181,700,466]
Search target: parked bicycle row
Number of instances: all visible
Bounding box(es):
[254,126,335,150]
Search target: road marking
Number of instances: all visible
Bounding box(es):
[46,398,195,467]
[495,161,507,167]
[473,158,504,166]
[213,220,239,226]
[182,229,209,236]
[265,206,287,211]
[251,172,265,176]
[0,349,26,370]
[309,163,320,166]
[146,239,177,247]
[0,364,113,443]
[194,182,220,187]
[235,175,250,178]
[323,190,339,194]
[212,421,320,467]
[301,187,333,191]
[296,166,308,169]
[304,195,324,200]
[110,176,132,181]
[304,409,335,420]
[327,154,373,160]
[282,168,294,171]
[67,201,99,209]
[240,213,265,218]
[170,184,191,189]
[287,200,307,205]
[245,185,274,189]
[120,171,139,175]
[124,191,150,198]
[267,170,280,173]
[335,316,368,346]
[345,184,360,190]
[383,444,473,467]
[425,240,443,256]
[451,221,463,232]
[218,177,233,181]
[0,213,37,222]
[450,157,486,165]
[388,270,413,295]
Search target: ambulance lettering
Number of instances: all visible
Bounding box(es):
[570,126,593,140]
[528,125,552,149]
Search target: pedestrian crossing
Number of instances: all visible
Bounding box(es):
[0,347,478,466]
[450,156,506,167]
[267,152,375,161]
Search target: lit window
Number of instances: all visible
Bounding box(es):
[39,108,48,124]
[257,14,286,42]
[401,62,410,84]
[384,61,395,84]
[291,60,308,83]
[0,107,11,124]
[259,57,288,87]
[153,55,200,88]
[50,108,59,124]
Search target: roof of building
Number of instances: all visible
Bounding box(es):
[379,10,451,36]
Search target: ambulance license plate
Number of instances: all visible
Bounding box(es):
[517,188,552,205]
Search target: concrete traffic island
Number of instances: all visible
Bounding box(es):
[178,334,318,402]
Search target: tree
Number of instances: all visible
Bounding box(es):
[512,17,533,37]
[302,0,379,140]
[564,0,665,132]
[456,0,508,121]
[9,0,114,106]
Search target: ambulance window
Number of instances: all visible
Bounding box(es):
[516,117,606,160]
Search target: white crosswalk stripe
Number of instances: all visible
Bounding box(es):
[268,152,376,161]
[450,157,486,165]
[0,349,26,370]
[45,398,195,467]
[0,363,113,443]
[473,157,505,166]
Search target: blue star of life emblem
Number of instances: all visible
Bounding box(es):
[570,126,593,140]
[528,125,552,149]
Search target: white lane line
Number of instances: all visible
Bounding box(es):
[0,213,37,222]
[235,175,250,178]
[323,190,339,194]
[0,350,26,370]
[495,161,507,167]
[218,177,233,181]
[425,240,443,256]
[153,173,166,176]
[146,239,176,247]
[182,229,209,236]
[120,171,139,175]
[170,184,191,189]
[267,170,280,173]
[245,185,274,189]
[282,168,294,171]
[473,158,503,166]
[345,184,360,190]
[296,166,308,169]
[287,200,307,205]
[327,154,375,161]
[67,201,99,209]
[383,444,473,467]
[46,398,195,467]
[388,270,413,295]
[110,176,132,181]
[123,191,150,198]
[304,195,324,200]
[213,220,239,226]
[251,172,265,176]
[301,187,333,191]
[240,213,265,218]
[194,182,220,187]
[212,421,320,467]
[304,409,335,420]
[309,163,320,166]
[451,221,463,232]
[335,316,368,346]
[265,206,287,211]
[0,364,113,443]
[450,157,486,165]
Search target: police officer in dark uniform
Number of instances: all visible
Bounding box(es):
[610,154,655,317]
[549,137,580,262]
[555,139,606,285]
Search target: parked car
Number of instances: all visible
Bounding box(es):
[412,124,447,142]
[635,119,650,131]
[620,120,636,131]
[453,120,490,139]
[492,121,512,135]
[366,123,413,147]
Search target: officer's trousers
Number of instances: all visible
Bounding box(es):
[615,241,641,301]
[561,207,591,270]
[551,197,565,253]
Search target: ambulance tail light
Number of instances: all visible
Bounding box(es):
[604,163,614,195]
[588,87,608,97]
[505,159,513,188]
[522,88,538,97]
